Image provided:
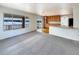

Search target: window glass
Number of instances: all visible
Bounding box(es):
[3,14,29,31]
[25,17,30,28]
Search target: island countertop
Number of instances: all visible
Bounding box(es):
[49,24,78,29]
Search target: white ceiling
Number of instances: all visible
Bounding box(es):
[0,3,75,16]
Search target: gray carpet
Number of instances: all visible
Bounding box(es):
[0,31,79,55]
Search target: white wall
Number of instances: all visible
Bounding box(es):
[61,15,73,27]
[73,5,79,28]
[0,6,40,40]
[61,16,68,26]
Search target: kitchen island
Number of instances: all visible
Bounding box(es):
[49,25,79,41]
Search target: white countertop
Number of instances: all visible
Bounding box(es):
[49,25,79,30]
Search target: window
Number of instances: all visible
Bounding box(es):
[3,14,26,31]
[3,14,13,30]
[37,20,42,29]
[25,17,30,28]
[12,15,23,30]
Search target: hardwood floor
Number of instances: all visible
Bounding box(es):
[0,31,79,55]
